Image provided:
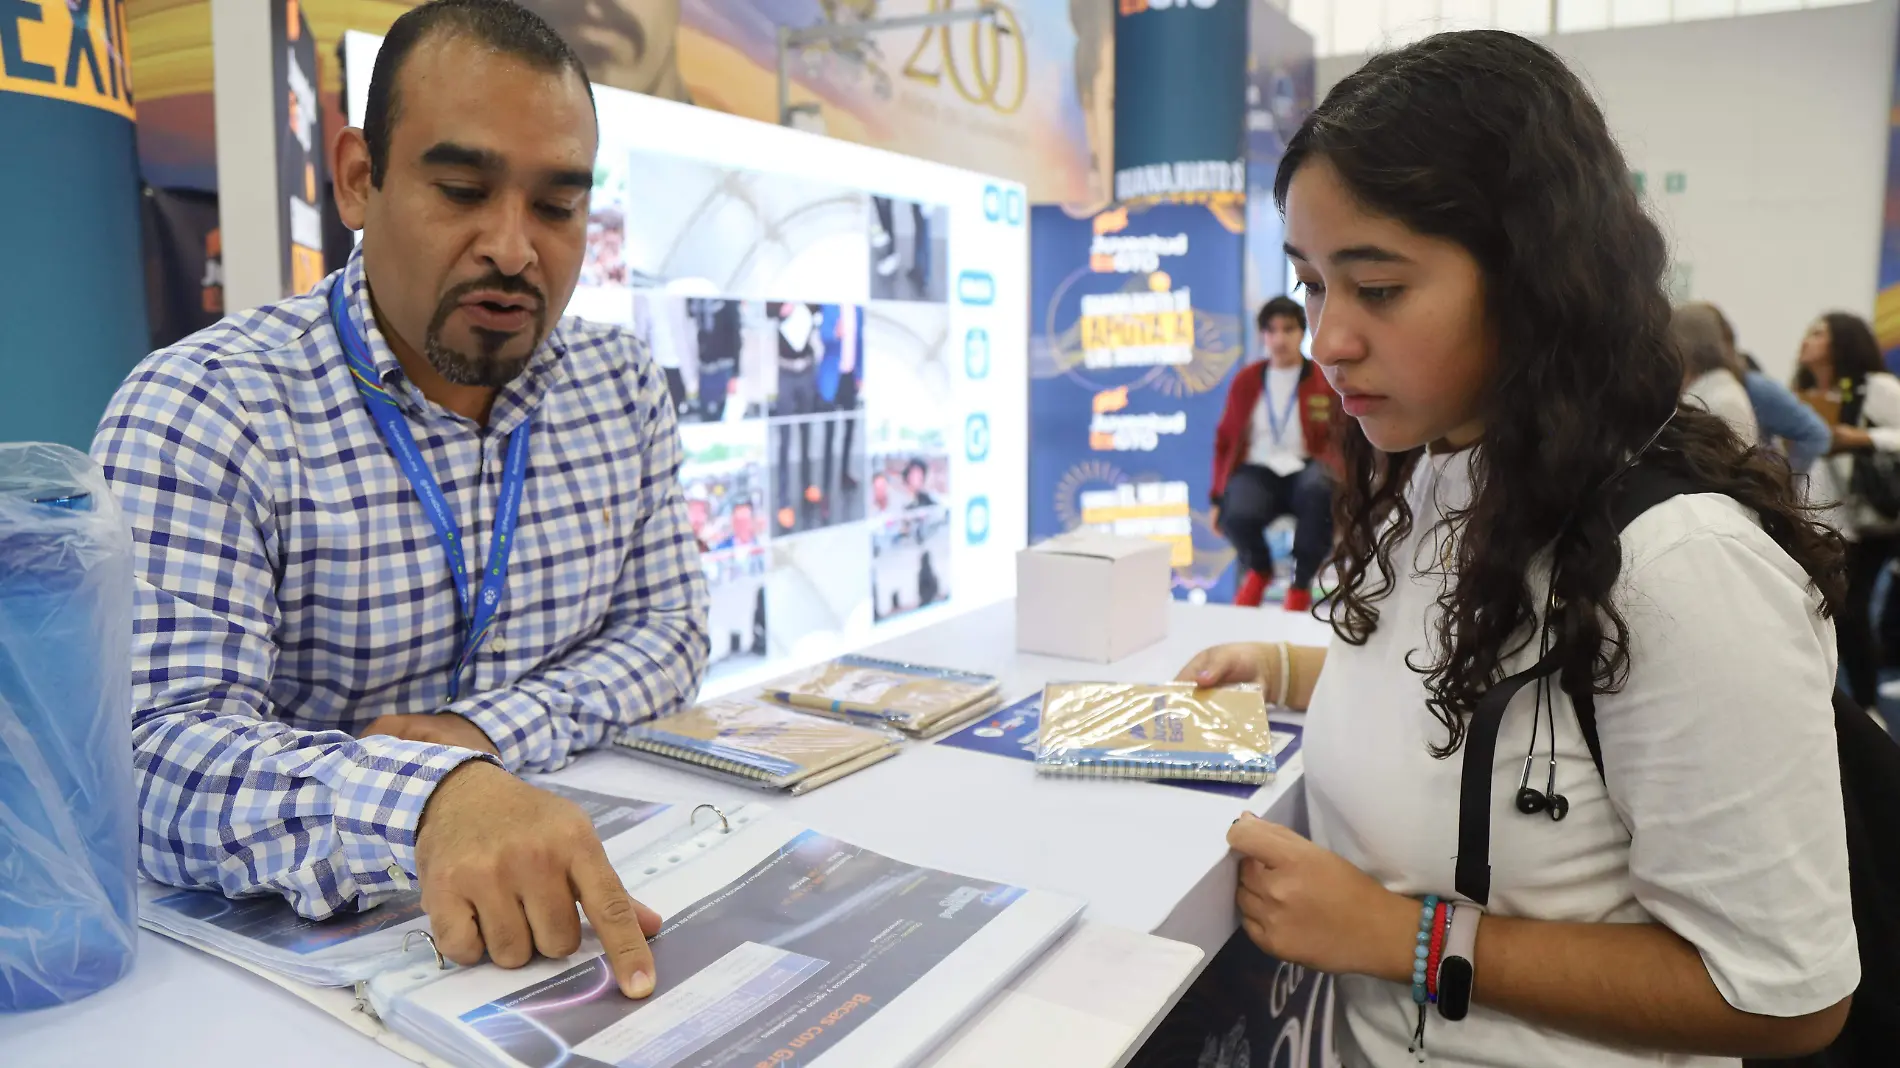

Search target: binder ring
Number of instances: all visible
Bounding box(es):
[404,929,448,970]
[692,803,731,834]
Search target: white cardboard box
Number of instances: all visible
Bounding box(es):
[1015,533,1173,662]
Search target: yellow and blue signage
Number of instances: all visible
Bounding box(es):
[1,0,135,121]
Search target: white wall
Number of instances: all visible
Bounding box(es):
[1316,2,1897,383]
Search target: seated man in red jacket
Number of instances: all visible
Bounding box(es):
[1210,297,1343,611]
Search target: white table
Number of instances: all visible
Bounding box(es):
[0,600,1328,1067]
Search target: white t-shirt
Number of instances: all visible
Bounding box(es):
[1682,370,1760,446]
[1248,363,1309,474]
[1304,449,1857,1068]
[1810,371,1900,537]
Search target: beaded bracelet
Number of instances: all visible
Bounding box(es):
[1425,900,1450,1003]
[1410,895,1440,1006]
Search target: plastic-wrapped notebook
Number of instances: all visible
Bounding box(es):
[767,654,1001,736]
[1035,682,1277,784]
[616,696,902,794]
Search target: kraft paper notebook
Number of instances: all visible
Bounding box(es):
[615,695,903,794]
[138,780,1083,1068]
[766,654,1002,738]
[1035,682,1278,784]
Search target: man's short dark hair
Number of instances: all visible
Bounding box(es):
[364,0,594,187]
[1257,296,1307,334]
[904,458,928,479]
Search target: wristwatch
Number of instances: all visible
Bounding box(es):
[1435,903,1482,1021]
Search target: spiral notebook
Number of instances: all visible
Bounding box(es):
[615,695,903,794]
[767,654,1002,737]
[140,783,1084,1068]
[1035,682,1278,784]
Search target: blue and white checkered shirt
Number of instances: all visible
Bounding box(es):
[92,251,708,919]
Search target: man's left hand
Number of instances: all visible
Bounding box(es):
[361,713,500,757]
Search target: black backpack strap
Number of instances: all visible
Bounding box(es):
[1455,646,1564,905]
[1561,465,1707,778]
[1456,462,1705,904]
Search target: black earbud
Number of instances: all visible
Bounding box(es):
[1515,756,1549,814]
[1541,752,1568,822]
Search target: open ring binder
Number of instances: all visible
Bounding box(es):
[403,930,447,970]
[691,803,731,833]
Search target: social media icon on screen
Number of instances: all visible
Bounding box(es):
[957,272,995,306]
[967,496,991,544]
[965,414,991,461]
[965,329,990,379]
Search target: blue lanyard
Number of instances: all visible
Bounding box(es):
[1265,368,1301,446]
[328,280,531,700]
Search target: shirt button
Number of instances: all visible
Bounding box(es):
[489,634,507,654]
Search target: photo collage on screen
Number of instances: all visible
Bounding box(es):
[589,149,955,681]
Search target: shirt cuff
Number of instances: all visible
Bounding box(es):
[444,686,557,773]
[334,736,496,895]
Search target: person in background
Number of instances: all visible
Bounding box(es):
[903,458,936,508]
[1673,304,1758,443]
[729,498,759,547]
[91,0,707,999]
[691,297,741,422]
[1693,302,1830,478]
[1210,296,1343,612]
[1179,31,1852,1066]
[774,301,824,528]
[1794,311,1900,707]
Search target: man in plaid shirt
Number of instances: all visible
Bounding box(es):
[91,0,704,998]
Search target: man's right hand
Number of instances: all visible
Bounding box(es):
[1176,642,1275,688]
[415,762,663,997]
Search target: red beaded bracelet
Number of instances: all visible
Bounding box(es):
[1425,900,1450,1002]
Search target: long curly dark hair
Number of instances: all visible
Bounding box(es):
[1792,312,1884,391]
[1281,31,1846,756]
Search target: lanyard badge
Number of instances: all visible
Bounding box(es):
[328,279,530,701]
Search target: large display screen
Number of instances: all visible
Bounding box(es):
[343,32,1028,695]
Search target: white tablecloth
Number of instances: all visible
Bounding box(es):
[0,599,1329,1067]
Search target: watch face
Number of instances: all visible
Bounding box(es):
[1437,957,1475,1022]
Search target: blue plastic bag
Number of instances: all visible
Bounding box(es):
[0,443,138,1010]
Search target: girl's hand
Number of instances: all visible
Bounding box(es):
[1228,813,1418,981]
[1176,643,1275,688]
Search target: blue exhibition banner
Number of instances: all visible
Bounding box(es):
[1028,199,1247,601]
[1113,0,1248,202]
[1877,14,1900,367]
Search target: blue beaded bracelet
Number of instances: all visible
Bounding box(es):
[1411,895,1440,1005]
